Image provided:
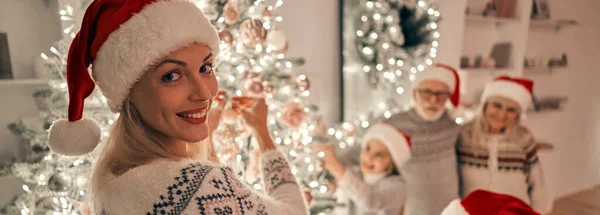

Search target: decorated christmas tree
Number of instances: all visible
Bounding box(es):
[1,0,335,214]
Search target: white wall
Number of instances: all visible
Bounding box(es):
[278,0,341,124]
[0,0,61,205]
[0,0,61,79]
[522,0,600,198]
[0,0,61,155]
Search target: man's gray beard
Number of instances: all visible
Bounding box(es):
[415,104,445,121]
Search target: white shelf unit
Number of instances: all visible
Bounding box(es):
[530,19,578,31]
[461,67,516,74]
[458,0,575,106]
[523,66,568,74]
[465,14,521,25]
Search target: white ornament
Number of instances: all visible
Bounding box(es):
[247,4,267,19]
[266,30,287,51]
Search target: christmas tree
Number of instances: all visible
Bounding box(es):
[1,0,335,214]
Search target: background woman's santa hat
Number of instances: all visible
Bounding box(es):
[413,63,461,108]
[362,122,411,168]
[48,0,220,156]
[441,190,541,215]
[481,75,534,112]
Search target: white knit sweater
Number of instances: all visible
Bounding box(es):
[334,169,406,215]
[457,120,553,214]
[93,150,308,215]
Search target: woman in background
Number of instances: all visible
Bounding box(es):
[456,76,552,214]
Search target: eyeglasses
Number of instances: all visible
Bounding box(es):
[416,89,451,101]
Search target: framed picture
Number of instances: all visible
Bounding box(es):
[532,0,551,20]
[0,32,13,79]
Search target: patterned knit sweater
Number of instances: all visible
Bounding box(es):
[384,109,460,215]
[457,120,552,214]
[92,150,307,215]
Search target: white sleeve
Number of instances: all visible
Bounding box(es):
[527,155,553,214]
[169,150,307,215]
[337,171,407,211]
[525,141,553,214]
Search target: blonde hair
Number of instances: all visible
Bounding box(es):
[90,98,206,201]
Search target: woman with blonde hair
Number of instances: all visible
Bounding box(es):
[456,76,552,214]
[47,0,307,214]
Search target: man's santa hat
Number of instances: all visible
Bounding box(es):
[481,76,534,112]
[48,0,220,156]
[362,122,412,168]
[413,63,461,108]
[441,190,541,215]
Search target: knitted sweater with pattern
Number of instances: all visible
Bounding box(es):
[384,109,461,215]
[92,150,307,215]
[457,119,552,214]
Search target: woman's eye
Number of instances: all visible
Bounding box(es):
[507,108,517,113]
[493,102,502,109]
[199,64,213,74]
[161,71,182,83]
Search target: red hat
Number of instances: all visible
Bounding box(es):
[48,0,220,156]
[362,122,412,168]
[442,190,541,215]
[481,75,534,112]
[414,63,461,108]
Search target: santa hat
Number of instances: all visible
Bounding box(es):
[48,0,220,156]
[481,76,534,112]
[413,63,461,108]
[441,190,541,215]
[362,122,412,168]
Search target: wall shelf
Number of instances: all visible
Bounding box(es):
[465,14,520,25]
[530,19,578,31]
[461,67,516,75]
[0,79,48,87]
[524,66,568,74]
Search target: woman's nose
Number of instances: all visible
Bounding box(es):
[188,77,213,102]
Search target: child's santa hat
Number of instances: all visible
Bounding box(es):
[481,76,534,112]
[441,190,541,215]
[362,122,412,168]
[413,63,461,108]
[48,0,220,156]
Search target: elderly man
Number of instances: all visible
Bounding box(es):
[386,63,462,215]
[337,63,463,215]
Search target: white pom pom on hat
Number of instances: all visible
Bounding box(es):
[49,118,101,156]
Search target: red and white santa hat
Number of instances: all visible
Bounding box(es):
[413,63,461,108]
[481,76,534,112]
[48,0,220,156]
[362,122,412,168]
[441,190,541,215]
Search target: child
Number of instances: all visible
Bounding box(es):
[313,122,411,215]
